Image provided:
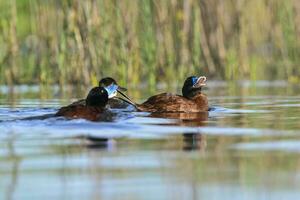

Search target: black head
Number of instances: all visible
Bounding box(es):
[86,87,109,107]
[182,76,207,99]
[99,77,117,87]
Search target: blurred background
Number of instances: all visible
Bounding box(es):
[1,2,300,199]
[0,0,299,88]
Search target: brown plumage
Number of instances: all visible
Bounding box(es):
[137,93,208,113]
[55,105,105,121]
[136,76,209,113]
[55,87,114,121]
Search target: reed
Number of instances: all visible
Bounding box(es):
[0,0,299,87]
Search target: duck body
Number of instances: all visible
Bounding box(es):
[136,76,209,113]
[55,86,115,121]
[55,104,106,121]
[137,92,208,113]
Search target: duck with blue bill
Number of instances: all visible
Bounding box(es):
[55,83,123,121]
[118,76,209,113]
[67,77,134,109]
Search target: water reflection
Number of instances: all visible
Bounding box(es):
[4,137,21,200]
[182,133,206,151]
[1,82,300,199]
[77,131,207,152]
[150,112,208,126]
[77,135,116,150]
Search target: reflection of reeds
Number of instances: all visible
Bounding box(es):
[0,0,299,87]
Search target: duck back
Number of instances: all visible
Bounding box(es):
[66,98,130,109]
[69,99,86,106]
[55,105,105,121]
[138,93,208,113]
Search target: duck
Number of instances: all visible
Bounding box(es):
[135,76,209,113]
[69,77,134,109]
[55,86,116,121]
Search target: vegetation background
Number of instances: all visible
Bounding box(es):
[0,0,299,89]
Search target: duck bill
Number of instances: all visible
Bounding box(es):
[117,85,127,92]
[192,76,207,88]
[105,84,118,98]
[117,89,137,107]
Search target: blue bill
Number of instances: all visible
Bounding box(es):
[104,84,118,98]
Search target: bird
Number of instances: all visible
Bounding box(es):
[68,77,134,109]
[55,86,116,121]
[136,76,209,113]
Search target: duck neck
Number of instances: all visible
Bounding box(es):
[182,88,202,99]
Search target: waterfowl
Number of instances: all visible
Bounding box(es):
[55,86,115,121]
[136,76,209,113]
[69,77,133,109]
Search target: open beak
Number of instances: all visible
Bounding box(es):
[117,89,137,107]
[192,76,207,88]
[115,84,129,99]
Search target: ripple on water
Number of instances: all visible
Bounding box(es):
[231,140,300,153]
[0,102,297,140]
[1,84,300,199]
[0,112,296,144]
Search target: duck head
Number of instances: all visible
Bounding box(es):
[99,77,127,98]
[99,77,136,106]
[182,76,207,99]
[86,86,115,107]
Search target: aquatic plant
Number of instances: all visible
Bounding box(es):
[0,0,299,87]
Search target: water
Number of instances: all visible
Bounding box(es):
[1,81,300,200]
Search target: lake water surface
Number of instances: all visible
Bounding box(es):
[1,81,300,200]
